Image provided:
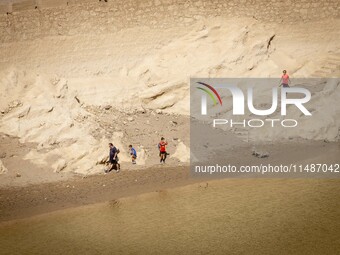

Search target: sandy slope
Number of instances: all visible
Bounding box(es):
[0,13,339,178]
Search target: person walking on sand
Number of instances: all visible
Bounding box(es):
[106,143,120,173]
[158,137,168,164]
[279,70,291,87]
[129,145,137,164]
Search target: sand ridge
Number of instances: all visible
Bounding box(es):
[0,2,339,179]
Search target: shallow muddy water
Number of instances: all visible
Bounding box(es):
[1,179,339,254]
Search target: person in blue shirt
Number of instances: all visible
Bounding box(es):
[129,145,137,164]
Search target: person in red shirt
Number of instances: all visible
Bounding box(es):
[158,137,168,164]
[279,70,291,87]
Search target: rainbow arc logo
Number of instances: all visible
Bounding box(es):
[196,82,222,106]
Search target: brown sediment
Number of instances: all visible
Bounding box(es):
[1,140,339,223]
[0,165,196,222]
